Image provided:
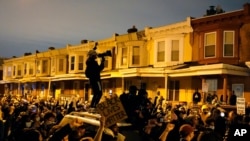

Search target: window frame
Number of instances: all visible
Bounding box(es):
[223,30,234,57]
[42,60,48,74]
[131,46,140,65]
[171,40,180,62]
[7,66,12,77]
[204,32,216,58]
[70,56,75,71]
[78,55,84,71]
[121,47,128,66]
[157,41,165,62]
[58,58,64,72]
[29,63,34,75]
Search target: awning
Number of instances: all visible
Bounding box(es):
[0,80,19,84]
[19,77,52,82]
[166,63,250,77]
[0,80,11,84]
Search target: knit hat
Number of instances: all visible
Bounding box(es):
[179,124,194,138]
[87,50,97,56]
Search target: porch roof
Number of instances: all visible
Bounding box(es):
[117,64,250,77]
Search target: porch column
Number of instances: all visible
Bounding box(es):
[201,77,206,103]
[164,74,169,100]
[223,75,228,104]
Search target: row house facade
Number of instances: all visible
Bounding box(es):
[191,3,250,103]
[2,3,250,104]
[1,16,193,102]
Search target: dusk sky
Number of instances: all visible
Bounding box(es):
[0,0,248,58]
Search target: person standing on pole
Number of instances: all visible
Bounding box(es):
[85,43,105,111]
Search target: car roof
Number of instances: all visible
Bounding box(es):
[64,112,132,127]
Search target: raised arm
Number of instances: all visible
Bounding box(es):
[93,115,105,141]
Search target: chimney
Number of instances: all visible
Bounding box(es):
[48,47,55,50]
[81,39,88,44]
[243,3,250,16]
[127,25,138,33]
[206,5,216,16]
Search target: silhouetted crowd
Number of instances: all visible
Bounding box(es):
[0,85,249,141]
[119,85,250,141]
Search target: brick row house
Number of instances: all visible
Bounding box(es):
[1,3,250,104]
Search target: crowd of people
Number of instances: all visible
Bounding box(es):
[0,85,249,141]
[119,85,250,141]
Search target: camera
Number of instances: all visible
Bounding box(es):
[98,50,112,58]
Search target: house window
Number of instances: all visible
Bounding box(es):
[205,79,218,92]
[70,56,75,71]
[204,32,216,58]
[59,58,64,72]
[51,58,55,73]
[171,40,179,61]
[13,66,16,76]
[37,60,41,74]
[42,60,48,73]
[7,66,12,77]
[78,56,84,70]
[29,64,34,75]
[17,65,22,76]
[121,47,128,65]
[168,80,179,101]
[157,41,165,62]
[132,46,140,65]
[24,63,27,75]
[223,31,234,57]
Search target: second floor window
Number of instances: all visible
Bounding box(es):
[78,56,84,70]
[171,40,179,61]
[121,47,128,65]
[223,31,234,57]
[157,41,165,62]
[42,60,48,74]
[37,61,40,74]
[13,66,16,76]
[51,58,55,72]
[7,66,12,77]
[70,56,75,71]
[17,65,22,76]
[24,63,27,75]
[204,32,216,58]
[59,58,64,72]
[29,63,34,75]
[132,46,140,65]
